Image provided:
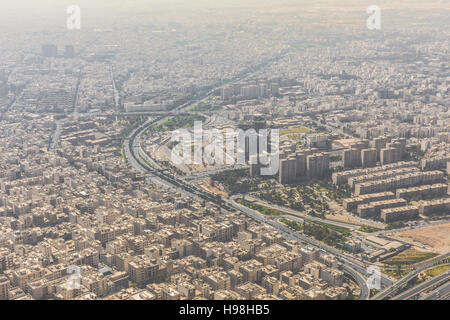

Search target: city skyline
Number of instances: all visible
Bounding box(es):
[0,0,448,304]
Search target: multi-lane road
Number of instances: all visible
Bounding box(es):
[422,281,450,300]
[392,271,450,300]
[372,252,450,300]
[118,58,402,300]
[122,97,398,300]
[242,196,360,231]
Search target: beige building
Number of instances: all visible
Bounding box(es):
[381,206,419,223]
[361,148,377,168]
[343,192,395,211]
[357,198,407,218]
[419,199,450,216]
[355,171,444,196]
[332,161,417,185]
[396,183,448,199]
[0,275,9,300]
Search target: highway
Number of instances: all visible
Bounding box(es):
[242,196,360,231]
[122,94,406,299]
[229,198,376,298]
[227,198,377,297]
[341,264,370,299]
[422,281,450,300]
[392,271,450,300]
[118,58,407,299]
[125,119,378,299]
[372,252,450,300]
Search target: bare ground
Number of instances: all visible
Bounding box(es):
[392,222,450,254]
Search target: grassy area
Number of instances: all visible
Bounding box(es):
[382,267,412,279]
[258,182,333,213]
[119,144,125,160]
[210,169,263,195]
[239,198,350,247]
[425,264,450,277]
[311,179,352,203]
[150,115,205,132]
[384,248,439,266]
[121,117,147,137]
[278,217,347,248]
[245,192,350,235]
[279,218,303,231]
[237,199,285,217]
[370,289,380,298]
[307,219,351,236]
[329,155,342,162]
[359,226,381,233]
[303,222,348,247]
[280,127,311,135]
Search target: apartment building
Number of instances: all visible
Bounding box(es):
[381,206,419,223]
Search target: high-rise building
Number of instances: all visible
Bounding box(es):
[306,134,328,149]
[381,206,419,223]
[270,83,280,97]
[278,148,319,184]
[221,86,233,101]
[393,138,407,157]
[307,153,329,178]
[42,44,58,57]
[64,45,75,58]
[373,136,390,160]
[419,199,450,216]
[354,170,444,195]
[361,148,377,168]
[240,85,260,100]
[279,157,297,184]
[343,149,362,168]
[357,198,407,218]
[380,147,401,165]
[421,155,450,170]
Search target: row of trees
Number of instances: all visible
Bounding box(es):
[303,223,347,247]
[150,115,205,132]
[211,169,263,195]
[258,185,329,213]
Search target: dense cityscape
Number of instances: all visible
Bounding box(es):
[0,0,448,302]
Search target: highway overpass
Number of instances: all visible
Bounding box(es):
[372,253,450,300]
[392,271,450,300]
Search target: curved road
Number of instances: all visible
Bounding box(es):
[121,69,388,300]
[124,114,376,299]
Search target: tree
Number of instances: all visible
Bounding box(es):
[396,264,402,277]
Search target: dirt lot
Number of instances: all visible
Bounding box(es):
[393,222,450,254]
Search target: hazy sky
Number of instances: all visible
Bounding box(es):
[0,0,448,31]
